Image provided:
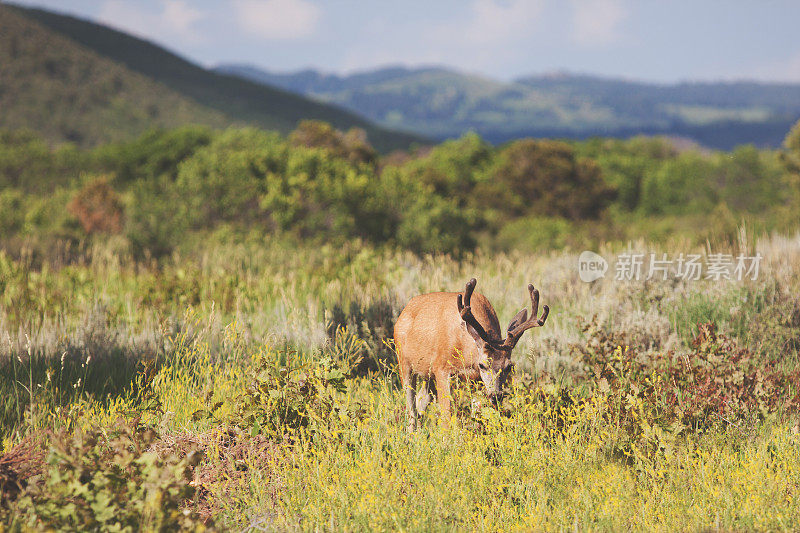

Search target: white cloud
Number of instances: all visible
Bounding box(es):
[341,0,544,74]
[162,0,204,38]
[98,0,204,44]
[570,0,626,46]
[232,0,321,40]
[459,0,545,45]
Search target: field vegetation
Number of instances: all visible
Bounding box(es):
[1,119,800,530]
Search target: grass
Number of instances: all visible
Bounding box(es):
[2,233,800,530]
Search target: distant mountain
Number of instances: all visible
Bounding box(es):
[1,5,424,151]
[217,64,800,149]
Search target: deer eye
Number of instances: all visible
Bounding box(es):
[478,362,489,371]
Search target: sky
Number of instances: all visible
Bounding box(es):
[11,0,800,83]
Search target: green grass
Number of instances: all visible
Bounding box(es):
[2,235,800,530]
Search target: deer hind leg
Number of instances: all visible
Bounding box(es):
[435,371,452,427]
[415,377,435,419]
[400,362,419,431]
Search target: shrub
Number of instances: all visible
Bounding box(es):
[0,188,25,236]
[494,216,573,251]
[97,126,214,184]
[10,419,209,531]
[639,152,717,215]
[68,176,124,235]
[574,318,800,433]
[0,438,45,518]
[230,350,362,442]
[125,175,188,258]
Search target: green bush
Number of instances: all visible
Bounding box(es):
[125,175,188,259]
[1,123,799,257]
[494,216,573,251]
[96,126,213,184]
[290,120,377,166]
[0,188,25,236]
[0,129,88,192]
[10,420,209,531]
[230,350,361,442]
[639,151,717,215]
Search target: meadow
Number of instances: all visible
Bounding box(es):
[4,4,800,529]
[2,230,800,531]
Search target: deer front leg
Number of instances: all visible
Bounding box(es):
[435,371,452,427]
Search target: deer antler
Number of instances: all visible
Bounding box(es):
[504,284,549,348]
[457,278,494,344]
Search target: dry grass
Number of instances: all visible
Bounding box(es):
[2,232,800,530]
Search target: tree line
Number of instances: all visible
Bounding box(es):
[1,119,799,258]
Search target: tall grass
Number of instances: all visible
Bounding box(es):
[2,233,800,530]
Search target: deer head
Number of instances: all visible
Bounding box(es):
[457,277,550,403]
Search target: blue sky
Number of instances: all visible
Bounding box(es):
[12,0,800,83]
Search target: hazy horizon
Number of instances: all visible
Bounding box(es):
[9,0,800,84]
[219,62,800,87]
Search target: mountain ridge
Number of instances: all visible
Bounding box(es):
[1,4,424,151]
[217,64,800,149]
[0,4,230,147]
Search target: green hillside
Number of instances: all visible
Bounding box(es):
[6,4,423,152]
[219,65,800,149]
[0,6,229,147]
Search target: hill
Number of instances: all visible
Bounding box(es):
[217,65,800,149]
[0,6,228,146]
[1,4,423,151]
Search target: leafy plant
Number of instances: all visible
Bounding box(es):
[10,419,209,531]
[230,350,362,442]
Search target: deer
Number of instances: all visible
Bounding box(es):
[394,278,549,429]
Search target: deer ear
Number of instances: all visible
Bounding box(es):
[507,308,528,335]
[464,321,485,347]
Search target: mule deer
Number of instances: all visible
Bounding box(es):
[394,278,549,429]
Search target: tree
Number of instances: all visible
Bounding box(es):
[639,152,716,216]
[780,119,800,215]
[96,126,213,184]
[479,139,615,221]
[290,120,377,166]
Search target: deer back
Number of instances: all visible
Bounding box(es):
[394,291,502,378]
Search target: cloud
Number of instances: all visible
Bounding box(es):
[458,0,545,45]
[98,0,204,44]
[232,0,321,40]
[342,0,544,74]
[570,0,626,46]
[162,0,204,38]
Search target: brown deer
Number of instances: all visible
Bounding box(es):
[394,278,549,429]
